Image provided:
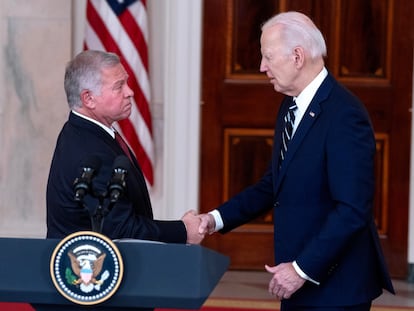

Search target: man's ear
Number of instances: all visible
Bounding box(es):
[80,89,95,108]
[292,46,305,68]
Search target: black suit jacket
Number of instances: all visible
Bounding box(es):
[217,73,394,307]
[46,112,186,243]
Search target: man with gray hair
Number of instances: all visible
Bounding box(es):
[36,50,204,311]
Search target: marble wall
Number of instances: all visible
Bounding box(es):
[0,1,71,237]
[0,0,202,238]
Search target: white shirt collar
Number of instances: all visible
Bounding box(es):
[71,110,116,138]
[290,67,328,135]
[294,67,328,114]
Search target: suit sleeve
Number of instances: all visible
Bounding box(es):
[217,166,275,233]
[92,153,187,243]
[104,197,187,243]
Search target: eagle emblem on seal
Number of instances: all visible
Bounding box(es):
[67,250,110,293]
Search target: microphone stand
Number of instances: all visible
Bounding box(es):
[76,191,120,234]
[91,194,106,233]
[73,155,128,234]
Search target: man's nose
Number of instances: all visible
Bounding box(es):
[259,59,266,72]
[126,84,134,97]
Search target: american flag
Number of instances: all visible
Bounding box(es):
[84,0,154,186]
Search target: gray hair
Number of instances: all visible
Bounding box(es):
[262,11,327,59]
[64,50,121,109]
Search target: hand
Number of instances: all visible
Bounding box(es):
[181,210,205,244]
[198,213,216,235]
[265,262,306,300]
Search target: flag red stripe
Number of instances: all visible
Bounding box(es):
[85,0,154,186]
[119,10,149,71]
[87,1,153,132]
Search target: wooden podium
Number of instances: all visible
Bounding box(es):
[0,237,229,309]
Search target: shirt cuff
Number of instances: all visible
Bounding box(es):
[292,261,320,285]
[208,210,224,232]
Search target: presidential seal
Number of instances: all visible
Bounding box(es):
[50,231,124,305]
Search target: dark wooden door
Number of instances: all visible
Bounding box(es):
[200,0,413,278]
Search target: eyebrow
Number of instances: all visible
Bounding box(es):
[112,78,126,89]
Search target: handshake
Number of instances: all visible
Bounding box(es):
[181,210,216,244]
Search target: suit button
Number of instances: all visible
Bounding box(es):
[274,202,280,208]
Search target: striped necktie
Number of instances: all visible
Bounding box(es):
[280,100,298,167]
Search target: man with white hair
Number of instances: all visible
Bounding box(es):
[200,11,394,311]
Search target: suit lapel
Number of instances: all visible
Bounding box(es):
[69,112,152,213]
[274,74,335,194]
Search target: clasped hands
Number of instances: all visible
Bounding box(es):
[181,210,216,244]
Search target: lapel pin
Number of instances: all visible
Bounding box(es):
[309,111,315,117]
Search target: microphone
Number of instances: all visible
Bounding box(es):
[73,155,102,202]
[107,155,129,203]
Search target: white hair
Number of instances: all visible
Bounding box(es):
[262,11,327,59]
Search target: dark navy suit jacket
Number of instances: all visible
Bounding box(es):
[46,112,186,243]
[217,73,394,307]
